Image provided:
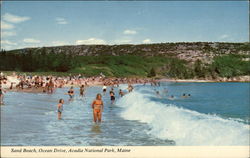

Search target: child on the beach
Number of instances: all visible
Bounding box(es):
[91,93,104,123]
[57,99,64,120]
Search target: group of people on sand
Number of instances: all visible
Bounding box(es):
[57,83,134,122]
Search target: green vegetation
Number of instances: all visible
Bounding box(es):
[210,54,250,78]
[0,44,249,79]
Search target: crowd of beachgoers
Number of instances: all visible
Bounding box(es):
[0,72,157,91]
[0,72,160,112]
[0,71,194,123]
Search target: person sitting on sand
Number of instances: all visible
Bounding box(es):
[91,93,104,123]
[80,85,85,97]
[119,89,124,97]
[110,89,115,104]
[57,99,64,120]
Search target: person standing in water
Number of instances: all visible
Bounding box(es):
[102,84,107,95]
[110,88,115,104]
[0,85,6,105]
[57,99,64,120]
[128,84,134,93]
[91,93,104,123]
[67,86,74,101]
[79,85,85,97]
[119,89,124,97]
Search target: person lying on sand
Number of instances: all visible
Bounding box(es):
[91,93,104,123]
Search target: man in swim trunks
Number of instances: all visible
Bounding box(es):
[91,93,104,123]
[57,99,64,120]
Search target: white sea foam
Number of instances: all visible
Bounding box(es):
[116,90,250,145]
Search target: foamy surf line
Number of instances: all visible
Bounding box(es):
[116,89,250,146]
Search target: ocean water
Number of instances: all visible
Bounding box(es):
[1,82,249,146]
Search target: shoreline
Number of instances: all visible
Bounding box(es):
[1,74,249,94]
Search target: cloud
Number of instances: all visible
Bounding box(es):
[51,41,69,46]
[1,40,17,45]
[1,21,15,30]
[219,34,229,39]
[0,40,17,50]
[1,31,16,37]
[114,39,132,44]
[23,38,41,43]
[123,29,137,35]
[76,38,106,45]
[3,13,30,23]
[55,17,68,24]
[142,38,151,44]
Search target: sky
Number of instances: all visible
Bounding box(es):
[0,1,249,50]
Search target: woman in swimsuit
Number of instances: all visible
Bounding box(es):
[57,99,64,120]
[91,93,104,123]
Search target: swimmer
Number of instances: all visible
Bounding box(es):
[57,99,64,120]
[182,93,188,98]
[119,89,124,97]
[168,95,175,100]
[156,91,161,98]
[79,85,85,97]
[110,90,115,104]
[163,88,168,94]
[91,93,104,123]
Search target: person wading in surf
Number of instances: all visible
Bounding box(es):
[91,93,104,123]
[57,99,64,120]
